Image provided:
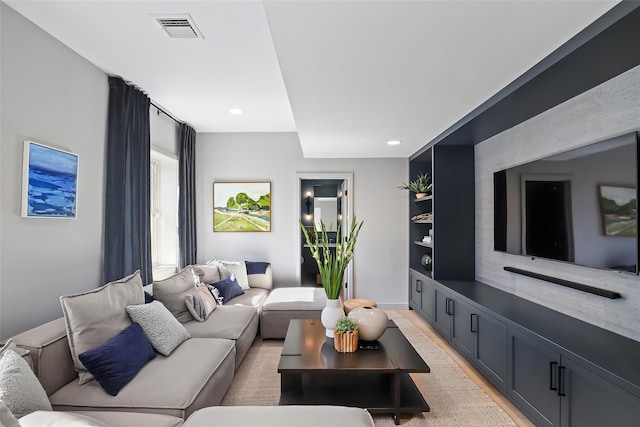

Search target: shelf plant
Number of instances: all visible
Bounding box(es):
[399,172,432,198]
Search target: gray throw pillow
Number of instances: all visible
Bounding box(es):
[191,265,222,284]
[211,259,250,290]
[60,271,144,385]
[0,349,52,417]
[152,268,198,323]
[126,301,191,356]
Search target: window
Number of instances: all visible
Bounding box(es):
[150,148,179,280]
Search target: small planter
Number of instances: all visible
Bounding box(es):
[334,330,359,353]
[415,193,428,199]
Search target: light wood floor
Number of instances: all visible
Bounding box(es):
[399,310,535,427]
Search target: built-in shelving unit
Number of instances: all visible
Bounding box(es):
[406,3,640,425]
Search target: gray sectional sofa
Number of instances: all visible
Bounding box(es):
[5,262,373,426]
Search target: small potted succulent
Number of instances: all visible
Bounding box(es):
[399,172,432,199]
[333,316,359,353]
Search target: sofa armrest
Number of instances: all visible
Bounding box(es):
[11,318,77,396]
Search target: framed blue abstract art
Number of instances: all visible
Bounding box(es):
[21,141,79,218]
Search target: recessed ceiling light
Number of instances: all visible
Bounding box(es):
[229,108,243,115]
[387,140,401,146]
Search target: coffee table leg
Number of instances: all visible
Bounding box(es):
[393,373,401,425]
[281,373,302,394]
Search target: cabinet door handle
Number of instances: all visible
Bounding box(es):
[557,366,566,397]
[470,314,478,332]
[445,298,453,315]
[416,280,422,293]
[549,361,558,390]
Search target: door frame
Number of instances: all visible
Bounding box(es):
[520,174,574,261]
[296,172,354,299]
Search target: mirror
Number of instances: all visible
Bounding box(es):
[314,197,338,231]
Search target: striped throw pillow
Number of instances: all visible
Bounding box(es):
[184,284,217,322]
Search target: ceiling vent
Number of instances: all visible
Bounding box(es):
[152,14,204,39]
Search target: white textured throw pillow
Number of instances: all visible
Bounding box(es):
[212,260,250,290]
[19,411,110,427]
[0,401,20,427]
[0,349,52,417]
[126,301,191,356]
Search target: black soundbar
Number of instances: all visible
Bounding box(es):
[503,267,622,299]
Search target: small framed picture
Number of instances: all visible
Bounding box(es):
[213,182,271,232]
[598,185,636,236]
[22,141,79,218]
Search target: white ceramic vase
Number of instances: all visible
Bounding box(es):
[321,298,345,338]
[348,306,388,341]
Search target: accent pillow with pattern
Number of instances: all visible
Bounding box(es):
[185,283,217,322]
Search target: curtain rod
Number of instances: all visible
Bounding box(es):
[151,101,181,125]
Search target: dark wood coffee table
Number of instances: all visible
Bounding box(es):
[277,319,430,425]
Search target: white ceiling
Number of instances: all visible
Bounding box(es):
[4,0,619,158]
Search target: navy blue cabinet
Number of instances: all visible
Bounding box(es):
[472,311,508,393]
[559,355,640,427]
[409,270,435,324]
[508,327,640,427]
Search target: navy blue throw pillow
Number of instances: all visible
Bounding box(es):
[245,261,270,275]
[209,274,244,304]
[78,323,156,396]
[144,291,155,304]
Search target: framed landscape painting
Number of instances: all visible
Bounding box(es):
[213,182,271,232]
[22,141,79,218]
[599,185,636,236]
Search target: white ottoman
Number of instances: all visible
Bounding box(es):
[260,287,326,339]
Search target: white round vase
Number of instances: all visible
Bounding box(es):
[348,306,388,341]
[321,298,345,338]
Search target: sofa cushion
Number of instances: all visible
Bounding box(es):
[10,318,77,396]
[60,271,144,385]
[153,268,198,323]
[68,411,184,427]
[183,406,375,427]
[19,410,111,427]
[208,275,244,304]
[49,338,236,419]
[78,323,156,396]
[260,287,326,339]
[182,305,259,368]
[184,284,217,322]
[126,301,191,356]
[224,288,269,308]
[183,305,257,340]
[245,262,273,290]
[0,347,52,417]
[191,265,221,284]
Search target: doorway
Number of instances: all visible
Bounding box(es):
[521,175,574,262]
[296,173,354,298]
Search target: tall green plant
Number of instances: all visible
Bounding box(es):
[300,217,364,300]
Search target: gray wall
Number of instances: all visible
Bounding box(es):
[476,64,640,341]
[1,4,108,339]
[196,132,409,308]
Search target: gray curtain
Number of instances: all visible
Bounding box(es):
[178,123,197,268]
[104,76,153,285]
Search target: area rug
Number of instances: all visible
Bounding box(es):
[221,310,516,426]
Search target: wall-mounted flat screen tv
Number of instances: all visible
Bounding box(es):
[494,132,638,274]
